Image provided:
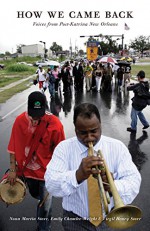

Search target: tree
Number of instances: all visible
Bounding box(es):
[5,51,11,56]
[130,36,150,54]
[85,35,119,56]
[50,42,63,53]
[78,49,84,56]
[16,44,25,53]
[99,35,119,55]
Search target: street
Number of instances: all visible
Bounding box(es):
[0,82,150,231]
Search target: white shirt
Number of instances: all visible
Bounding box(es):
[45,135,141,219]
[37,69,46,81]
[114,64,119,72]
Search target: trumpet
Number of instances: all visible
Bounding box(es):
[88,142,142,229]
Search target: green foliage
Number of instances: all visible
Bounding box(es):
[58,55,66,62]
[6,64,34,72]
[0,56,41,67]
[131,64,150,78]
[15,56,41,63]
[50,42,63,52]
[130,36,150,53]
[78,49,84,56]
[0,53,5,58]
[0,79,31,103]
[0,77,22,87]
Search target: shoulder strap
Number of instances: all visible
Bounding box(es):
[21,120,49,173]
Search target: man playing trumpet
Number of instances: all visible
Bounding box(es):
[45,103,141,231]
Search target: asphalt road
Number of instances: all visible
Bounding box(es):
[0,82,150,231]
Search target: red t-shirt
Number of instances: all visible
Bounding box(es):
[7,112,65,180]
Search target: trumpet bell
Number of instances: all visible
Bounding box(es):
[105,205,142,229]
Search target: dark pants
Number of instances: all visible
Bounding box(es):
[62,210,114,231]
[55,79,60,91]
[26,178,52,231]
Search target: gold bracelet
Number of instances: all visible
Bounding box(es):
[9,169,16,172]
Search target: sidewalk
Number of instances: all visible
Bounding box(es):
[0,74,36,92]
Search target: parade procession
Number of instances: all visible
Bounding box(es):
[0,0,150,231]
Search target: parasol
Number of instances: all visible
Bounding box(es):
[117,61,131,66]
[98,56,117,64]
[120,57,132,62]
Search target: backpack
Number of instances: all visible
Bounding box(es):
[135,83,150,99]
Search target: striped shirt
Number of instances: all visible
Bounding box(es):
[45,135,141,219]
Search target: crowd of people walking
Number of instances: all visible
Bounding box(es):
[35,59,132,98]
[34,59,150,133]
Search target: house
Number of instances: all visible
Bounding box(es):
[21,44,52,57]
[143,50,150,57]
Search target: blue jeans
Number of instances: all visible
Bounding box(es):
[26,178,52,231]
[118,79,123,86]
[48,83,55,97]
[131,107,149,130]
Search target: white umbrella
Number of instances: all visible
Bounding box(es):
[48,60,60,66]
[98,56,117,64]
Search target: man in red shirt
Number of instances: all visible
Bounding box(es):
[7,91,65,231]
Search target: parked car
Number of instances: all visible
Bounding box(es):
[34,59,49,67]
[34,59,60,67]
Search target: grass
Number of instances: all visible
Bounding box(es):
[7,64,35,72]
[0,64,36,88]
[0,60,37,103]
[0,79,32,103]
[0,77,22,87]
[138,58,150,62]
[131,64,150,79]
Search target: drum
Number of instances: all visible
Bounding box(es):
[0,178,26,205]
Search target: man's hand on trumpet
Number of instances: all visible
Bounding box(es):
[76,156,105,183]
[76,155,103,183]
[76,155,113,193]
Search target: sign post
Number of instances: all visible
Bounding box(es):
[86,41,99,61]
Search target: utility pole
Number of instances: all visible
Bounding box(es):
[39,41,47,60]
[69,38,72,58]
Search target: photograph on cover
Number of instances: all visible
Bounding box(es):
[0,0,150,231]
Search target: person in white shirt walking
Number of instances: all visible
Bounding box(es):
[36,65,46,91]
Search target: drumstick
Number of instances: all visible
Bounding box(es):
[39,192,49,207]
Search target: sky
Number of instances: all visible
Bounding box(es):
[0,0,149,53]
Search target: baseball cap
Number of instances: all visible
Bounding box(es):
[28,91,46,118]
[137,70,145,78]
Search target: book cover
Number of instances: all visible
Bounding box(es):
[0,1,149,231]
